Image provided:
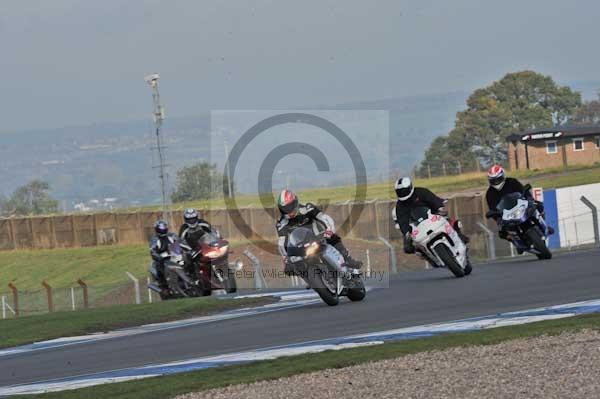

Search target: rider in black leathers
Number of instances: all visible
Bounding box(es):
[485,164,553,241]
[149,220,178,291]
[392,177,469,255]
[178,208,213,249]
[275,189,362,275]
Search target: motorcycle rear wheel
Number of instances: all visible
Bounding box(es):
[346,277,366,301]
[434,244,465,278]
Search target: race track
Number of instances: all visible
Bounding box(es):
[2,249,599,389]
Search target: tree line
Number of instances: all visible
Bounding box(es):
[418,70,600,178]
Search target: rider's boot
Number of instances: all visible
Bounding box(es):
[334,242,363,269]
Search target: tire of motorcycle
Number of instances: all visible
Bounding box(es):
[433,243,465,278]
[346,277,366,302]
[464,259,473,276]
[526,228,552,260]
[307,265,339,306]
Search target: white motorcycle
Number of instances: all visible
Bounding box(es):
[409,206,472,278]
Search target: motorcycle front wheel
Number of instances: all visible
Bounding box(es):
[307,265,340,306]
[526,228,552,260]
[433,243,465,278]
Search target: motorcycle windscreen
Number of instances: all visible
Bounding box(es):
[198,230,221,247]
[409,206,430,223]
[286,227,317,257]
[496,193,521,211]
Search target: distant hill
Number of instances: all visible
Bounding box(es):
[0,91,472,209]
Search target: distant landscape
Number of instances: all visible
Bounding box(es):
[1,80,598,211]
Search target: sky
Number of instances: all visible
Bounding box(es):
[2,0,600,132]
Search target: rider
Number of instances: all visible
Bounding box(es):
[178,208,213,249]
[485,165,554,241]
[275,189,362,275]
[392,177,469,256]
[149,220,178,291]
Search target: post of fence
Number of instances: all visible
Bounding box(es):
[8,283,19,317]
[365,249,371,276]
[2,296,6,319]
[378,237,397,274]
[147,277,153,303]
[477,222,496,261]
[580,196,599,247]
[126,272,141,304]
[243,249,268,290]
[42,280,54,312]
[77,279,89,309]
[71,287,76,311]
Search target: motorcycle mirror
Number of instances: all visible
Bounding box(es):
[523,184,532,192]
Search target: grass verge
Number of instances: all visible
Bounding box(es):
[29,312,600,399]
[0,296,276,349]
[135,163,600,211]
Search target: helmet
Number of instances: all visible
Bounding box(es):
[487,165,506,190]
[183,208,199,228]
[277,189,299,217]
[154,220,168,236]
[395,177,414,202]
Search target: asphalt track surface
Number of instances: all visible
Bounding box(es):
[2,249,599,388]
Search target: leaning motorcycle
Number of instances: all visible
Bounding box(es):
[285,226,366,306]
[486,187,552,260]
[409,207,472,278]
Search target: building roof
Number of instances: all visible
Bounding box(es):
[506,125,600,142]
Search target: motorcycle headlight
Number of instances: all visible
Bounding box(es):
[504,205,526,220]
[304,241,320,257]
[205,245,228,259]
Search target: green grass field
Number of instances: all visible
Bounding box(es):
[0,245,149,291]
[141,163,600,211]
[28,312,600,399]
[0,296,275,349]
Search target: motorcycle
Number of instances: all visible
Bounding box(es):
[485,185,552,260]
[185,228,242,296]
[148,231,242,300]
[409,206,472,278]
[285,226,366,306]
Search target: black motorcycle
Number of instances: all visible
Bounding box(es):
[486,185,552,260]
[285,227,366,306]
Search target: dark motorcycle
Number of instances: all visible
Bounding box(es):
[486,185,552,260]
[185,228,241,296]
[286,226,366,306]
[148,239,195,300]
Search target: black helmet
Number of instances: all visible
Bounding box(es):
[154,220,168,236]
[183,208,199,227]
[395,177,414,202]
[277,189,299,217]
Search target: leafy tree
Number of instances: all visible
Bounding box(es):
[171,162,233,203]
[572,91,600,125]
[420,71,582,171]
[0,180,58,216]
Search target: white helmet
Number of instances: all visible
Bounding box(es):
[395,177,415,202]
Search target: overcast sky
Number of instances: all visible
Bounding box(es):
[2,0,600,132]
